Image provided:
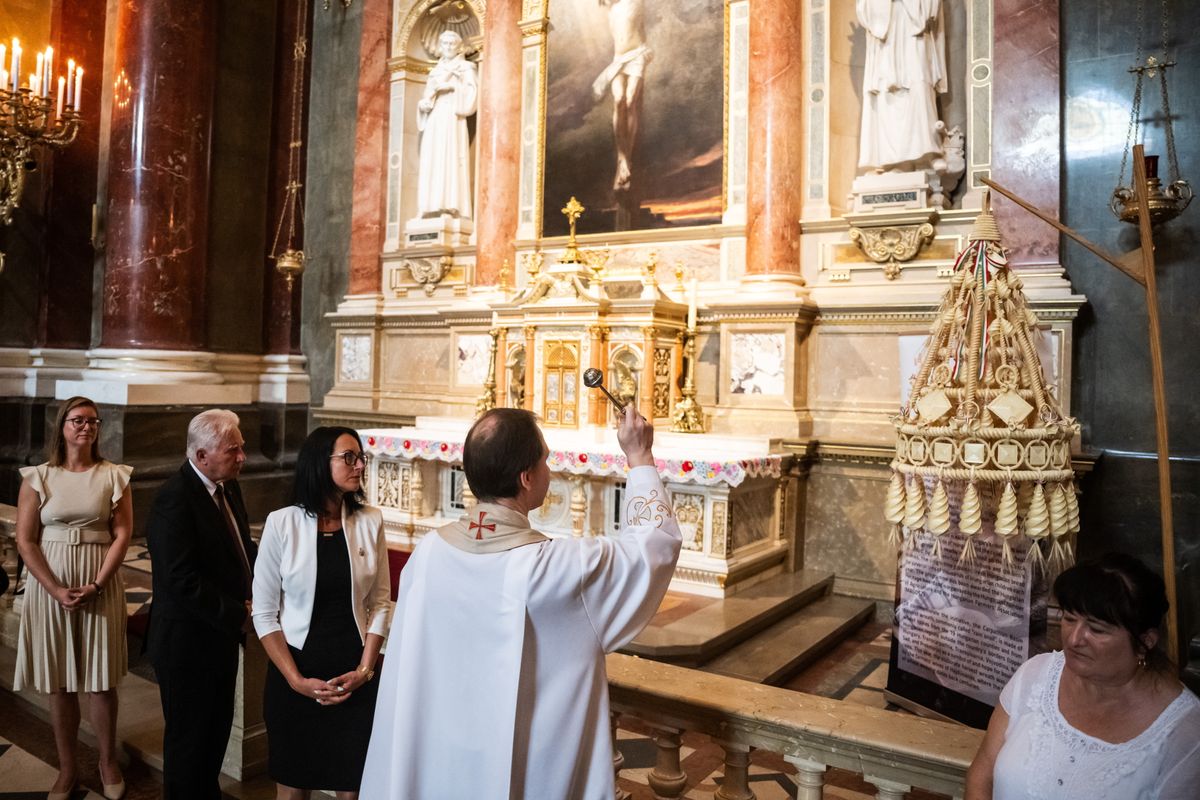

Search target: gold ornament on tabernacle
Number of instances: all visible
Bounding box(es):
[885,194,1080,571]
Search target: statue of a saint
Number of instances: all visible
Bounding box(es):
[417,30,478,218]
[593,0,651,193]
[856,0,947,172]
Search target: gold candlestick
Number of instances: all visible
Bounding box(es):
[670,327,705,433]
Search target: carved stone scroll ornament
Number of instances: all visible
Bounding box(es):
[406,255,453,295]
[848,222,935,280]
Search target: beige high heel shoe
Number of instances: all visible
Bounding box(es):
[101,780,126,800]
[46,784,76,800]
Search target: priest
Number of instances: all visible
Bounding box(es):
[360,406,681,799]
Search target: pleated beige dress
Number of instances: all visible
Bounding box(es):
[13,461,132,693]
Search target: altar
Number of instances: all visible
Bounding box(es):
[361,418,796,597]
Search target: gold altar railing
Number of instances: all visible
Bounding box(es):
[606,653,981,800]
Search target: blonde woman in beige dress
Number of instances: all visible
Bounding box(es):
[14,396,134,800]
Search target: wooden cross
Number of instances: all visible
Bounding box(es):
[468,509,496,540]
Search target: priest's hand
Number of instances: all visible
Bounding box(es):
[617,407,654,468]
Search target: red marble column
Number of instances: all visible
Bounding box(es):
[474,0,523,286]
[346,0,391,296]
[262,0,312,355]
[991,0,1060,267]
[100,1,217,350]
[40,0,106,349]
[744,0,805,277]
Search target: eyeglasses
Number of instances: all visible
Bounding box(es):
[66,416,102,430]
[331,451,367,467]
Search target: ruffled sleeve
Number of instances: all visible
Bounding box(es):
[18,464,50,509]
[109,462,134,505]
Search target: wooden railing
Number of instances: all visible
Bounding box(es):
[607,653,982,800]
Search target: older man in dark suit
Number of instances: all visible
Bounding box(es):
[145,409,256,800]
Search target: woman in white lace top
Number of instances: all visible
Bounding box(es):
[966,553,1200,799]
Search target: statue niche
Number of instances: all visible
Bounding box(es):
[851,0,964,211]
[403,3,480,248]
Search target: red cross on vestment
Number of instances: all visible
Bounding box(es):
[468,510,497,540]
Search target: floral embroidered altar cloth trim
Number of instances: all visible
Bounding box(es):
[359,423,783,488]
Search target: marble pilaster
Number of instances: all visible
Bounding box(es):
[474,0,523,285]
[347,0,391,295]
[991,0,1060,267]
[744,0,805,277]
[102,0,217,350]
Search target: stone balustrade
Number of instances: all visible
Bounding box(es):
[606,653,982,800]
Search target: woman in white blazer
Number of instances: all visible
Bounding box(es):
[252,426,393,799]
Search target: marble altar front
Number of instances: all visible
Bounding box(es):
[361,418,796,597]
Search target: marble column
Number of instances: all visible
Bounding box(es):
[991,0,1060,267]
[474,0,523,285]
[347,0,391,296]
[101,1,218,350]
[262,0,312,356]
[41,0,106,349]
[743,0,805,278]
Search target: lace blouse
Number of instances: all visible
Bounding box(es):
[992,651,1200,799]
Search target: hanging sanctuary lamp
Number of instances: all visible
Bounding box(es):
[269,0,309,291]
[1110,0,1192,226]
[885,198,1080,570]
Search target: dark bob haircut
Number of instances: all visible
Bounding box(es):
[293,426,366,517]
[1054,552,1171,672]
[463,408,545,502]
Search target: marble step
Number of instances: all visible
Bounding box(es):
[624,569,835,665]
[700,594,876,685]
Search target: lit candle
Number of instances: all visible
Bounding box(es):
[35,51,43,86]
[73,67,82,113]
[0,46,6,87]
[11,40,20,92]
[29,73,39,96]
[687,278,698,330]
[0,69,7,94]
[56,76,64,117]
[44,46,52,98]
[66,59,74,105]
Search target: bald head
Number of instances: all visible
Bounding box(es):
[463,408,545,501]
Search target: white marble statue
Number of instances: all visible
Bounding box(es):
[417,30,478,218]
[856,0,947,172]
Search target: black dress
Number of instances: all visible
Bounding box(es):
[264,528,379,790]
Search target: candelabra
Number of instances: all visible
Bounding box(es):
[0,88,80,225]
[670,326,706,434]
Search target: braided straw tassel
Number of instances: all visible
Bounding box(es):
[995,481,1020,567]
[884,471,906,547]
[1024,483,1050,572]
[904,477,927,550]
[1048,483,1070,572]
[1064,481,1080,566]
[957,481,983,566]
[926,480,951,558]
